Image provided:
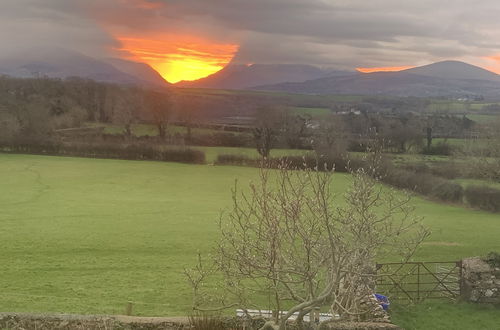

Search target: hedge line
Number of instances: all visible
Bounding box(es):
[464,185,500,212]
[216,153,470,205]
[0,141,206,164]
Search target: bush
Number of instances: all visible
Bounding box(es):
[383,169,436,195]
[189,314,232,330]
[431,181,464,202]
[400,162,431,174]
[215,153,365,173]
[399,161,462,180]
[270,154,367,173]
[486,252,500,268]
[422,142,454,156]
[465,185,500,212]
[428,162,462,179]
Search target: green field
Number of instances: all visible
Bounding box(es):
[192,146,312,163]
[1,154,499,328]
[290,106,332,116]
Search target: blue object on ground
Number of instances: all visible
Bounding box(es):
[374,293,390,311]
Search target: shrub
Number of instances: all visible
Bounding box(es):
[428,162,462,179]
[399,161,462,180]
[400,162,431,174]
[270,154,362,173]
[431,181,464,202]
[159,148,205,164]
[486,252,500,268]
[189,314,230,330]
[422,142,454,156]
[383,169,436,195]
[465,185,500,212]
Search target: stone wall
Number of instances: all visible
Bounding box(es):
[0,313,401,330]
[461,257,500,303]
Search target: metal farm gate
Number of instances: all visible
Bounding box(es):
[375,261,462,303]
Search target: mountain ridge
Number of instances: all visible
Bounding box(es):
[0,47,169,87]
[175,63,355,89]
[252,61,500,97]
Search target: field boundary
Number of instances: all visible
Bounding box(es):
[376,261,462,303]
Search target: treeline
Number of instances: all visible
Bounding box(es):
[0,76,148,141]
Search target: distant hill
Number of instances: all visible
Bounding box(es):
[104,58,169,87]
[176,64,354,89]
[404,60,500,82]
[254,61,500,98]
[0,47,168,87]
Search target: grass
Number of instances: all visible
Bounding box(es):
[391,301,500,330]
[290,106,331,116]
[0,154,500,327]
[191,146,312,163]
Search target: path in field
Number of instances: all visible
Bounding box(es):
[0,154,499,316]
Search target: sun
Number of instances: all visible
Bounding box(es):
[116,35,239,83]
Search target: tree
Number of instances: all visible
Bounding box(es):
[144,90,174,140]
[110,86,143,138]
[252,105,284,158]
[381,116,423,153]
[283,112,310,149]
[463,118,500,182]
[186,160,429,330]
[312,114,347,159]
[176,93,205,143]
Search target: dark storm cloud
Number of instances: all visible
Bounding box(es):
[0,0,117,58]
[2,0,500,69]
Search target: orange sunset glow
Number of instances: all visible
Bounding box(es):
[117,36,239,83]
[484,55,500,74]
[356,66,415,73]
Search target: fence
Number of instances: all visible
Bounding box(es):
[375,261,462,303]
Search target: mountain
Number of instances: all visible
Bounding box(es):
[176,64,354,89]
[104,58,169,87]
[0,47,168,87]
[254,61,500,98]
[404,60,500,82]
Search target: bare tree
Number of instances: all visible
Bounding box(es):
[144,90,174,140]
[252,105,285,158]
[176,93,205,143]
[110,86,143,138]
[312,114,348,160]
[463,118,500,182]
[283,112,310,149]
[381,117,423,153]
[186,160,429,330]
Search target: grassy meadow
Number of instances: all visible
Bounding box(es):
[1,153,499,328]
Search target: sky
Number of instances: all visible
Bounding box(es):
[3,0,500,83]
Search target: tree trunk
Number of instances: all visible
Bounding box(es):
[426,127,433,149]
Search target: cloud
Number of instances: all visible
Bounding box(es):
[0,0,117,58]
[2,0,500,73]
